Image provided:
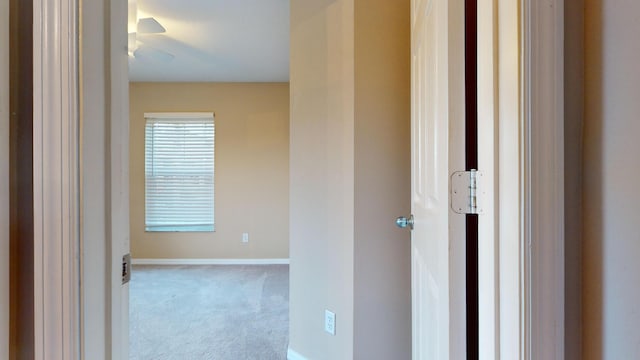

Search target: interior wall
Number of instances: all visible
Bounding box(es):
[289,0,355,358]
[129,82,290,260]
[353,0,411,358]
[584,0,640,358]
[564,0,584,359]
[0,0,9,356]
[289,0,411,358]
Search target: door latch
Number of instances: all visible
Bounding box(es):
[122,253,131,285]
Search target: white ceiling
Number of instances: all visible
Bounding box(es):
[129,0,290,82]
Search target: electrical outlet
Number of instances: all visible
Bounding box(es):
[242,233,249,243]
[325,310,336,335]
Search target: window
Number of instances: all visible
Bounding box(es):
[144,112,215,232]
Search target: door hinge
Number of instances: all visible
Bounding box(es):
[451,169,485,215]
[122,253,131,285]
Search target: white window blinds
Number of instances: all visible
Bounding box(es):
[144,113,215,232]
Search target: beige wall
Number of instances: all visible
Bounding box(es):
[564,1,584,359]
[289,0,355,357]
[0,0,9,356]
[584,0,640,358]
[289,0,410,358]
[353,0,411,358]
[129,82,290,259]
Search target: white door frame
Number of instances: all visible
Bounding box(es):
[32,0,80,358]
[30,0,130,358]
[521,0,565,358]
[31,0,565,358]
[475,0,565,358]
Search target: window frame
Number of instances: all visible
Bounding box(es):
[143,112,216,232]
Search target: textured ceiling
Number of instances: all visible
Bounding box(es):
[128,0,290,82]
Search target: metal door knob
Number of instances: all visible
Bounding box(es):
[396,215,414,230]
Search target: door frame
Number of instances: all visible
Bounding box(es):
[31,0,80,358]
[0,0,9,356]
[521,1,565,357]
[31,0,565,358]
[29,0,129,357]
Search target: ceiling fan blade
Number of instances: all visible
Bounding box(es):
[137,17,166,34]
[133,45,174,62]
[137,34,220,65]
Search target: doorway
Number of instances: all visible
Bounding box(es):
[127,1,291,358]
[25,0,561,357]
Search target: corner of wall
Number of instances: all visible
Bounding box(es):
[289,0,355,358]
[286,347,309,360]
[353,0,411,358]
[290,0,411,359]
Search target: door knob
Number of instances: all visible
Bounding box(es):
[396,215,414,230]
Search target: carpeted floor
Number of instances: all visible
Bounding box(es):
[129,265,289,360]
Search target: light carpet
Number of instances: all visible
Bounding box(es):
[129,265,289,360]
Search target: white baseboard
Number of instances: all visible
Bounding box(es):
[287,348,308,360]
[132,258,290,265]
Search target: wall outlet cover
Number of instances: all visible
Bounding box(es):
[325,310,336,335]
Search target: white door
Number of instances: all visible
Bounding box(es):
[410,0,466,358]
